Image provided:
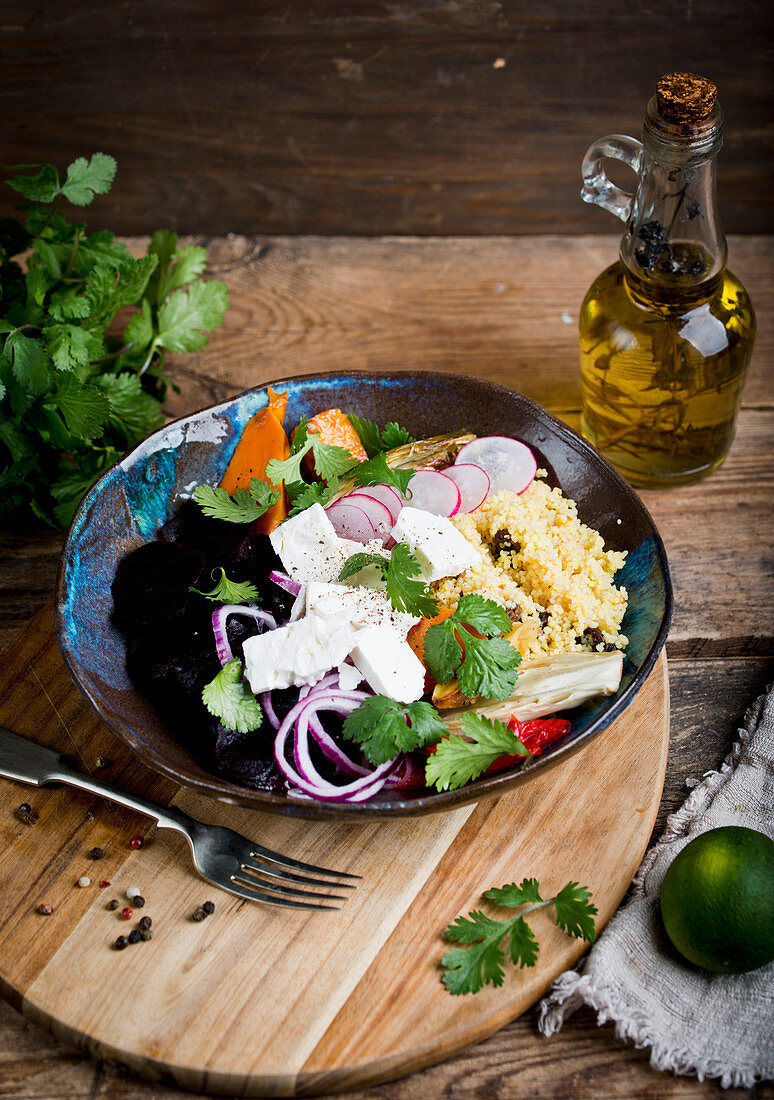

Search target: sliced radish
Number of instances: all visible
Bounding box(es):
[402,469,461,517]
[341,493,394,541]
[455,437,537,496]
[325,501,376,543]
[440,464,490,513]
[345,483,403,524]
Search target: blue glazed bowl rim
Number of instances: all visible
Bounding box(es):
[56,370,673,819]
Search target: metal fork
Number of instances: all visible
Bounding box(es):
[0,725,358,910]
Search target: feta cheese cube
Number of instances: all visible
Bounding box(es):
[349,627,426,703]
[390,507,481,581]
[305,581,419,638]
[269,503,389,584]
[242,608,360,693]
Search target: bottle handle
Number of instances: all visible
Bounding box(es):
[581,134,643,223]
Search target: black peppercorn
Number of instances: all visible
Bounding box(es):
[202,901,215,915]
[133,895,146,908]
[139,915,152,930]
[141,928,153,941]
[128,929,142,944]
[115,935,129,950]
[89,846,104,860]
[192,907,207,922]
[36,903,54,915]
[17,803,31,817]
[107,899,120,911]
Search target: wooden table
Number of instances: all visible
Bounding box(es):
[1,235,772,1099]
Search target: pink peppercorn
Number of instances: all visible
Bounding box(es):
[121,907,133,920]
[99,880,111,888]
[129,835,143,850]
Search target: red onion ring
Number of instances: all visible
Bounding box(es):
[212,605,277,666]
[268,570,301,597]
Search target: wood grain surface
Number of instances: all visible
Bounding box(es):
[0,234,772,1099]
[1,2,771,236]
[0,612,668,1096]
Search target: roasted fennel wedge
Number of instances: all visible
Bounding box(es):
[441,650,624,734]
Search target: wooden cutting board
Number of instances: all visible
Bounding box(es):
[0,606,669,1097]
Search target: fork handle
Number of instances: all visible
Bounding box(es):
[0,724,195,836]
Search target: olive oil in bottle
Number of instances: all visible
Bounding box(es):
[579,73,755,488]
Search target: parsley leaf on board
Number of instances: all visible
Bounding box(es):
[441,877,597,995]
[193,478,279,524]
[342,695,448,765]
[201,658,263,733]
[337,542,439,618]
[423,594,520,700]
[0,154,229,528]
[352,453,414,495]
[424,713,528,792]
[191,567,261,606]
[347,413,414,458]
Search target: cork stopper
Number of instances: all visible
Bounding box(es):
[656,73,718,123]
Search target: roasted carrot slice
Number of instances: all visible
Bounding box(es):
[292,408,368,470]
[219,387,289,533]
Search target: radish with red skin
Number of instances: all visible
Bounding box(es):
[325,501,377,543]
[455,437,537,496]
[338,493,394,542]
[345,484,403,524]
[440,463,490,513]
[401,469,461,516]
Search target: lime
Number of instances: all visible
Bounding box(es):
[659,825,774,973]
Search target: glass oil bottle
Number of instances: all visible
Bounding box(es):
[579,73,755,487]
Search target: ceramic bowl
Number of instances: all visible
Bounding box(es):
[56,372,672,819]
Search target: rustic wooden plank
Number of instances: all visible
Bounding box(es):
[0,3,770,235]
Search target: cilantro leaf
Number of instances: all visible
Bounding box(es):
[456,634,520,700]
[286,476,340,516]
[97,372,165,443]
[352,453,414,495]
[308,431,356,480]
[267,415,354,489]
[43,323,101,370]
[425,713,527,792]
[423,596,520,699]
[156,278,229,353]
[6,163,60,204]
[51,373,111,442]
[553,882,598,942]
[59,153,117,206]
[193,478,279,524]
[191,567,261,605]
[384,542,439,617]
[441,877,596,994]
[342,695,447,765]
[454,594,513,637]
[348,413,415,458]
[338,551,387,583]
[4,330,51,395]
[201,658,263,733]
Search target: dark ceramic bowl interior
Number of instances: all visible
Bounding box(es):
[56,372,672,819]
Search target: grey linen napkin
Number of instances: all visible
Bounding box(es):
[538,683,774,1088]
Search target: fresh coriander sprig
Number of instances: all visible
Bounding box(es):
[423,595,520,700]
[190,567,261,605]
[201,658,263,733]
[352,453,414,495]
[265,416,356,487]
[0,154,228,527]
[338,543,439,618]
[286,475,341,517]
[424,713,528,791]
[347,413,414,457]
[342,696,448,765]
[193,478,279,524]
[441,878,597,995]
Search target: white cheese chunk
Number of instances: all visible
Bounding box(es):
[336,661,363,691]
[349,627,426,704]
[242,608,360,693]
[390,506,481,581]
[305,581,419,638]
[269,503,388,585]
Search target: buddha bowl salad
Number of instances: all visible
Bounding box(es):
[112,390,628,803]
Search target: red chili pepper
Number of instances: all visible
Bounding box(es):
[507,716,572,756]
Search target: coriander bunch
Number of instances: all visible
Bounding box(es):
[0,153,229,527]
